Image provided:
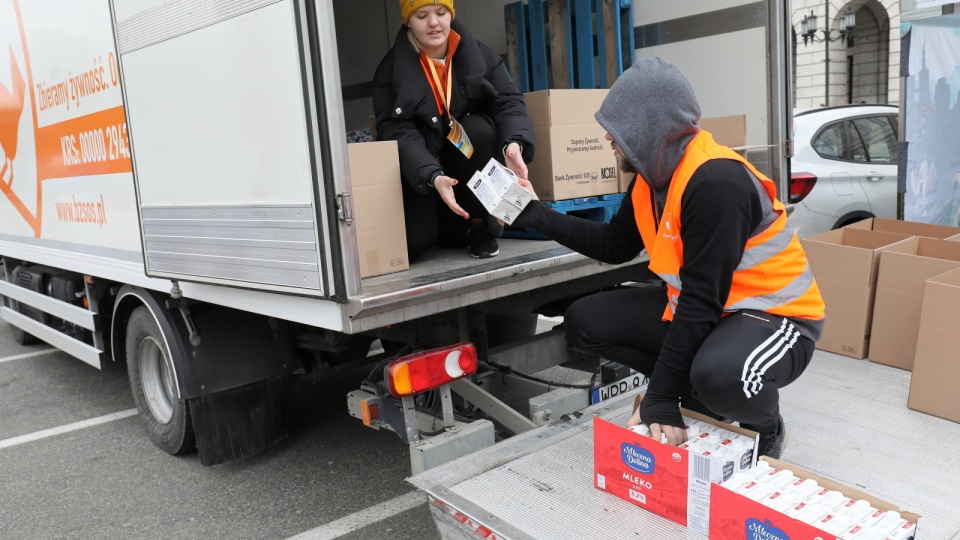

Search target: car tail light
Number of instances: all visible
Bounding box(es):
[386,342,478,398]
[789,173,818,203]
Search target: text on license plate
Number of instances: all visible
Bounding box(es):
[590,374,645,404]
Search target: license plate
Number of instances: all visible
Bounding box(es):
[590,374,646,404]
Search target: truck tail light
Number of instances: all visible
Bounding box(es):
[386,342,478,398]
[789,173,818,203]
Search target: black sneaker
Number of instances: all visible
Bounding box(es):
[468,226,499,259]
[755,413,788,459]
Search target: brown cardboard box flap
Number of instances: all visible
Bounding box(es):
[918,267,960,331]
[802,229,911,286]
[875,238,960,294]
[869,238,960,369]
[908,268,960,421]
[847,217,960,239]
[524,89,609,127]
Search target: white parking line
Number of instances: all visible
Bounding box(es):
[0,348,58,364]
[287,491,426,540]
[0,409,138,450]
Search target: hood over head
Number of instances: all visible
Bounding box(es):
[595,57,701,190]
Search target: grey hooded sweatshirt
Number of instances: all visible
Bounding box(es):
[512,58,819,429]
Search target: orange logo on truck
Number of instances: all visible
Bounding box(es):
[1,0,131,237]
[0,46,25,188]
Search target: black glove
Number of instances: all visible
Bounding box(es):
[638,393,685,429]
[510,200,551,231]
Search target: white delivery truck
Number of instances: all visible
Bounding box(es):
[0,0,793,470]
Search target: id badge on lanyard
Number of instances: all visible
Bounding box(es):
[427,57,474,159]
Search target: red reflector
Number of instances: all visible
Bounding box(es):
[789,173,818,204]
[360,400,380,426]
[386,342,479,398]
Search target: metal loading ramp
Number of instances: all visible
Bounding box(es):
[409,351,960,539]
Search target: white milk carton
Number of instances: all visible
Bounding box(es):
[467,159,533,225]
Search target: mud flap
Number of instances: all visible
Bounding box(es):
[189,374,289,466]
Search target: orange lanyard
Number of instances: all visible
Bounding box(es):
[426,56,453,123]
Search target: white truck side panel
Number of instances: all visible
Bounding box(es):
[0,0,141,254]
[114,0,335,294]
[121,3,316,206]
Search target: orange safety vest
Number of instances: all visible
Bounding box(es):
[631,130,825,322]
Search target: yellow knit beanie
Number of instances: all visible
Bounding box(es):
[400,0,455,25]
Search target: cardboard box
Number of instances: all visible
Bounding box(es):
[524,89,619,200]
[909,267,960,422]
[846,217,960,239]
[710,458,921,540]
[593,410,758,535]
[801,229,913,359]
[869,237,960,370]
[700,115,747,148]
[347,141,409,278]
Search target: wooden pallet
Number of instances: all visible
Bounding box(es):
[504,0,635,92]
[504,193,626,239]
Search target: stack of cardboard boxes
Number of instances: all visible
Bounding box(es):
[801,218,960,423]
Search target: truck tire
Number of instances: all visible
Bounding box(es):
[125,306,195,455]
[9,324,39,346]
[2,297,39,345]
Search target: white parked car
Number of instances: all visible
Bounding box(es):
[788,105,899,237]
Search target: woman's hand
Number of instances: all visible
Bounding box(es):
[434,175,470,220]
[517,178,539,200]
[504,142,527,180]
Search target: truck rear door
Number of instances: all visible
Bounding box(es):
[633,0,793,196]
[110,0,350,300]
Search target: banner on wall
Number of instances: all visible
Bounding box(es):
[904,15,960,227]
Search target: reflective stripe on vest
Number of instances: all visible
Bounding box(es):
[630,130,825,322]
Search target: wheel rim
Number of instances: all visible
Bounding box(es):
[139,337,176,424]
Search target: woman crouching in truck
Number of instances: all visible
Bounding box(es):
[373,0,535,260]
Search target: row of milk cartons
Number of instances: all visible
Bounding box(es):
[630,417,756,482]
[726,461,916,539]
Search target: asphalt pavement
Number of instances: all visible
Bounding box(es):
[0,321,440,540]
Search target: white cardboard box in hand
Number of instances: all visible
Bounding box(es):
[467,159,533,225]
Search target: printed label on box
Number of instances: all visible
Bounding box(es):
[594,417,689,527]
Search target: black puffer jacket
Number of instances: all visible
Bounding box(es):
[373,20,535,194]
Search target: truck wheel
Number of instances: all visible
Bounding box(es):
[9,324,39,346]
[2,297,39,345]
[125,306,195,455]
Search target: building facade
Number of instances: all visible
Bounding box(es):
[792,0,901,108]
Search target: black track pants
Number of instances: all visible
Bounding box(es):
[564,285,814,433]
[402,113,498,261]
